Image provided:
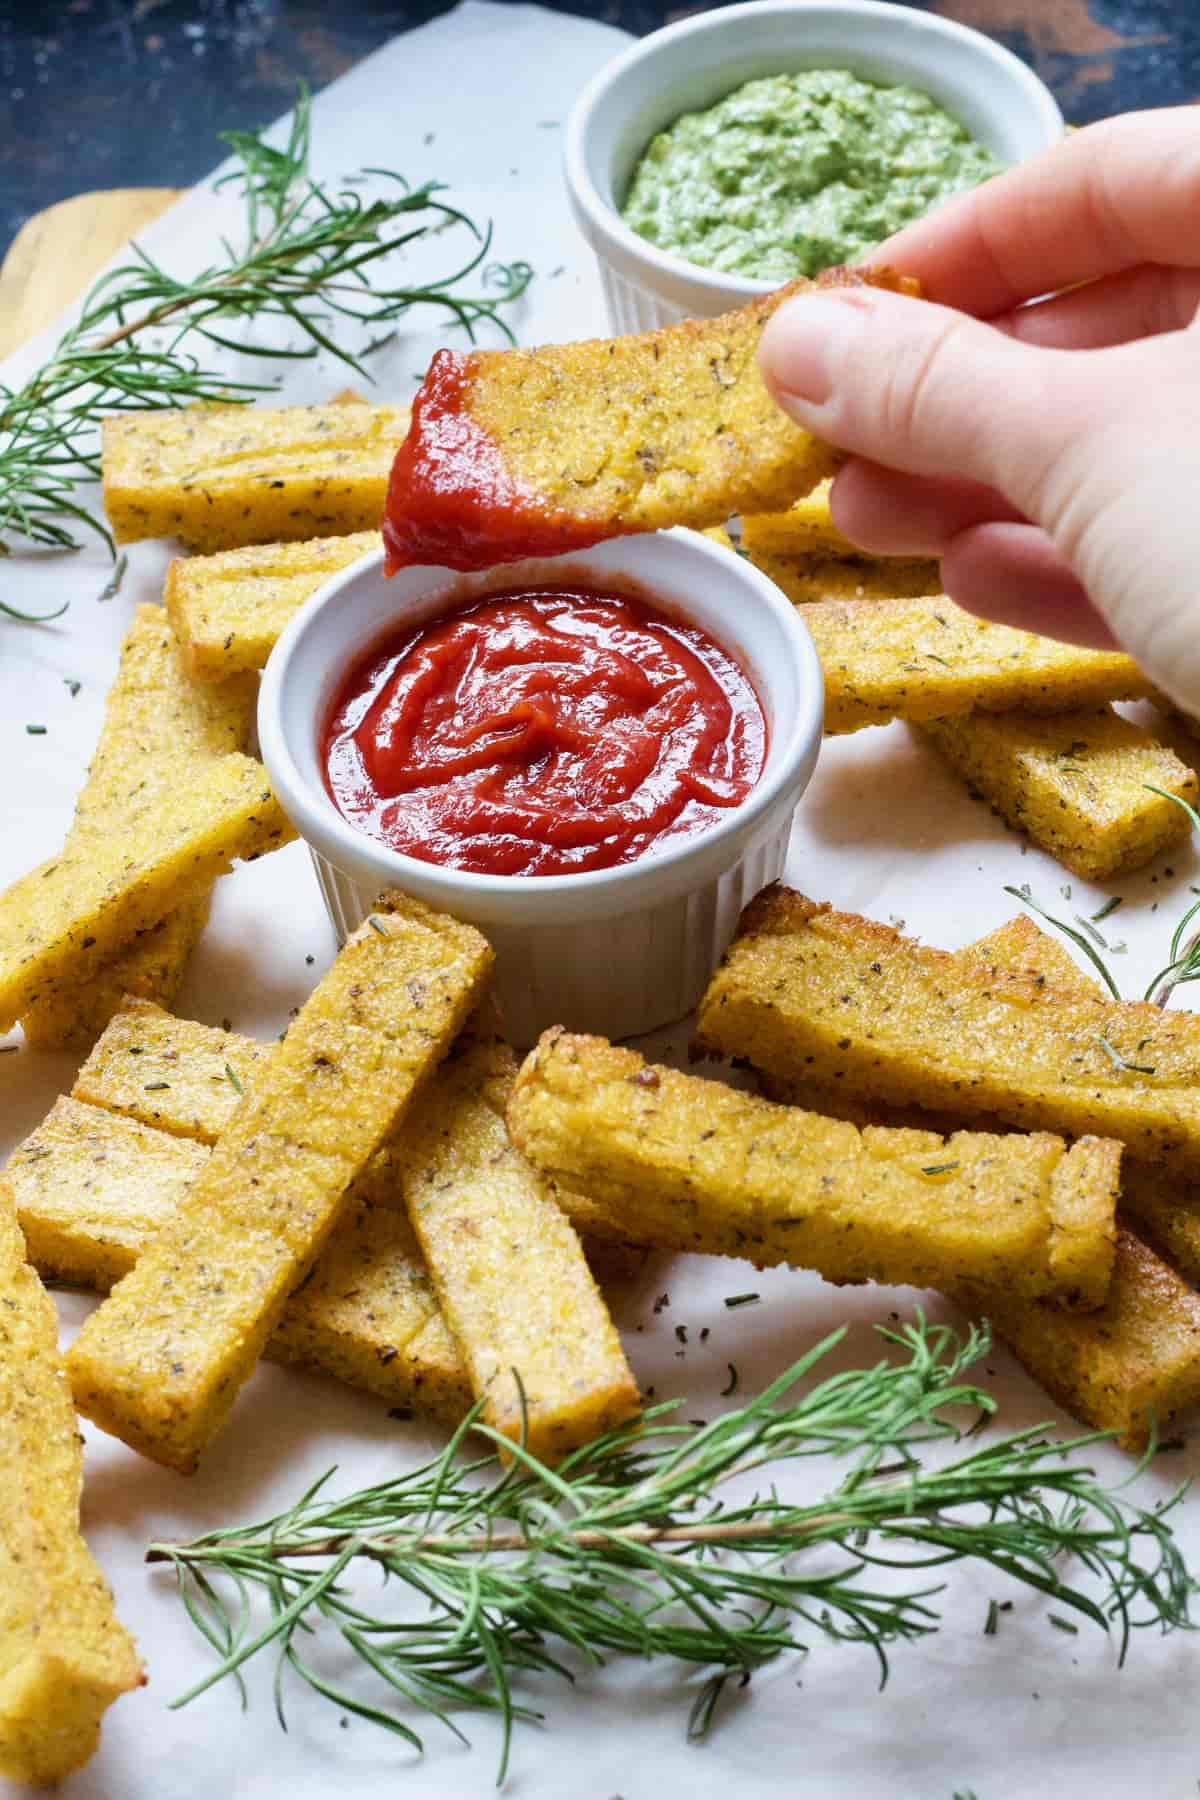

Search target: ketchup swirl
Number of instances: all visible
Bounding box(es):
[322,586,766,877]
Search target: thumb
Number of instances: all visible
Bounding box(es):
[758,286,1113,524]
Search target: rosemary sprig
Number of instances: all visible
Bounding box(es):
[0,87,530,567]
[148,1319,1192,1780]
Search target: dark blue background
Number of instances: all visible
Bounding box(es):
[1,0,1196,255]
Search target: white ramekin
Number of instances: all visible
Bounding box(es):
[564,0,1065,332]
[258,531,823,1046]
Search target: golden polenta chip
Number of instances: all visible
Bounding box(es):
[746,545,941,604]
[803,599,1149,736]
[66,896,492,1471]
[73,997,272,1143]
[977,1227,1200,1452]
[384,269,917,570]
[509,1029,1118,1306]
[918,707,1197,880]
[78,604,256,807]
[8,1097,469,1425]
[0,754,291,1035]
[74,1005,637,1458]
[20,605,255,1050]
[22,894,212,1054]
[0,1186,143,1786]
[166,531,378,682]
[103,402,409,551]
[741,481,859,557]
[697,887,1200,1179]
[750,912,1200,1447]
[958,916,1200,1310]
[11,1096,209,1291]
[400,1030,639,1462]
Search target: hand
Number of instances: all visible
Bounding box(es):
[757,109,1200,710]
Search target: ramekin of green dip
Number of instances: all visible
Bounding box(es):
[564,0,1063,331]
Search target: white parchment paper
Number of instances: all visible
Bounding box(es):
[2,8,1198,1795]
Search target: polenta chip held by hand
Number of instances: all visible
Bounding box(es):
[383,268,917,571]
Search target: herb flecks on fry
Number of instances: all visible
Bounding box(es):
[9,1094,471,1423]
[919,709,1197,881]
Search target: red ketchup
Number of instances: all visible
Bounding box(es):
[322,585,767,877]
[381,351,619,573]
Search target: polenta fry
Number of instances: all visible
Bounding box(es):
[697,887,1200,1178]
[165,531,378,682]
[746,545,941,604]
[804,599,1150,735]
[959,917,1200,1303]
[751,913,1200,1445]
[399,1030,638,1461]
[918,706,1198,880]
[102,402,410,551]
[8,1097,468,1425]
[953,922,1200,1446]
[0,1185,143,1786]
[20,605,255,1049]
[73,997,272,1143]
[76,605,256,802]
[740,481,861,557]
[0,753,291,1035]
[66,895,493,1472]
[508,1029,1119,1305]
[21,894,212,1053]
[383,268,918,571]
[976,1227,1200,1452]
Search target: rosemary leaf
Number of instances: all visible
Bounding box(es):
[95,552,128,603]
[1094,1034,1156,1077]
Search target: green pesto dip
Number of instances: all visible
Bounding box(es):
[621,69,1002,281]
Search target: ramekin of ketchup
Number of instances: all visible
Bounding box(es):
[258,529,823,1044]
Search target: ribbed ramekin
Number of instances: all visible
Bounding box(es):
[564,0,1064,333]
[258,530,823,1045]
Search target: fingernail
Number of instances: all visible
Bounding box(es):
[759,292,874,406]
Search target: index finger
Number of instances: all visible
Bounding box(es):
[877,107,1200,317]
